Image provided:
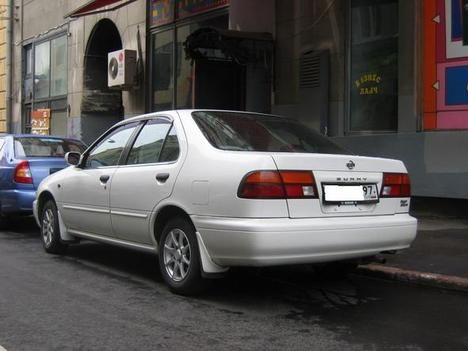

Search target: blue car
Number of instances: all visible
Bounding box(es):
[0,134,86,223]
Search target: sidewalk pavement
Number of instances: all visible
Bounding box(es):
[357,214,468,292]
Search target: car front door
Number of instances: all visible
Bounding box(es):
[109,117,183,245]
[60,122,140,237]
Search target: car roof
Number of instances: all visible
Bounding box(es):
[113,109,286,127]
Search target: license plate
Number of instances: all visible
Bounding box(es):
[322,184,379,204]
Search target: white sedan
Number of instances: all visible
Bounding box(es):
[33,110,417,294]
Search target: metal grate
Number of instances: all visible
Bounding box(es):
[300,51,321,89]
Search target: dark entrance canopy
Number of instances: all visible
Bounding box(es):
[66,0,137,18]
[184,27,273,65]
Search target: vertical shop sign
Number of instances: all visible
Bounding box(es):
[31,109,50,135]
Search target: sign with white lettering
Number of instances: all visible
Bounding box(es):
[31,109,50,135]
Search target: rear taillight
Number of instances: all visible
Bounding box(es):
[238,170,318,199]
[14,160,33,184]
[380,173,410,197]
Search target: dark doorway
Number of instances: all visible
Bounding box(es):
[184,28,273,113]
[81,19,123,144]
[194,60,245,110]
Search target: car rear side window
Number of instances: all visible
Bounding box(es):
[14,137,85,158]
[192,111,347,154]
[126,120,179,165]
[85,123,138,168]
[159,126,180,162]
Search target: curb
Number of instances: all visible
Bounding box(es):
[355,264,468,293]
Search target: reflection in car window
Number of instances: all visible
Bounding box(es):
[159,126,180,162]
[14,137,85,157]
[127,121,172,165]
[85,123,138,168]
[192,111,348,154]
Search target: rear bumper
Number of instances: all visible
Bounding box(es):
[192,214,417,267]
[0,189,36,215]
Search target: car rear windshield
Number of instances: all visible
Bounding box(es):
[192,111,348,154]
[14,137,86,158]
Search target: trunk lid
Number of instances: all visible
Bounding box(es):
[270,153,409,218]
[26,158,68,189]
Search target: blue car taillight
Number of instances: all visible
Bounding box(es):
[14,160,33,184]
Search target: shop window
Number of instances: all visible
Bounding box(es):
[152,30,174,112]
[349,0,398,132]
[51,36,67,96]
[150,11,228,111]
[24,45,33,102]
[34,41,50,99]
[176,15,229,109]
[22,34,68,134]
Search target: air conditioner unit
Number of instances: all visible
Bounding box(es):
[107,49,137,89]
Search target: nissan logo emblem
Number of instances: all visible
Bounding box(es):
[346,160,355,170]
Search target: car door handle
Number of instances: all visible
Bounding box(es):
[156,173,170,182]
[99,175,110,183]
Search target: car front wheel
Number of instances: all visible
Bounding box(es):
[41,200,67,254]
[158,216,204,295]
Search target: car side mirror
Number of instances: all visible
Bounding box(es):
[65,151,81,166]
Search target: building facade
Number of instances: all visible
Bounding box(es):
[0,0,9,133]
[10,0,146,144]
[7,0,468,199]
[272,0,468,199]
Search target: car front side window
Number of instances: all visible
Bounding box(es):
[85,123,138,169]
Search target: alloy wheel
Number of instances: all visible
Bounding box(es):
[42,208,55,247]
[163,228,191,282]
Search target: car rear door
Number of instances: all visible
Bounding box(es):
[109,116,184,245]
[60,122,140,237]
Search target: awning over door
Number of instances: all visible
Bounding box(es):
[66,0,137,18]
[184,28,273,64]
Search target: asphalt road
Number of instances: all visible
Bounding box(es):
[0,218,467,351]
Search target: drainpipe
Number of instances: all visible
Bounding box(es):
[5,0,13,133]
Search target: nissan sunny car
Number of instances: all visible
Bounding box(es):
[33,110,417,294]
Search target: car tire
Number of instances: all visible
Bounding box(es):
[158,216,205,295]
[40,200,67,254]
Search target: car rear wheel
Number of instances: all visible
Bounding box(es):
[41,200,67,254]
[158,216,204,295]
